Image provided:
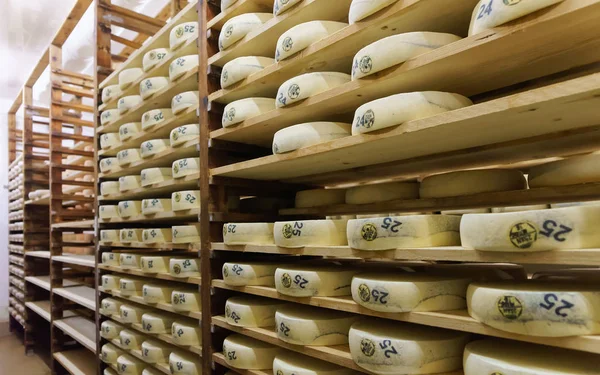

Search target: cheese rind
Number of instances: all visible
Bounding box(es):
[119,68,144,90]
[171,190,200,211]
[102,84,122,103]
[274,352,356,375]
[420,169,527,198]
[120,304,150,324]
[101,320,124,340]
[99,205,120,219]
[170,258,200,278]
[352,92,472,135]
[142,228,173,244]
[219,13,272,51]
[102,274,121,291]
[142,108,174,130]
[172,224,201,244]
[101,181,120,196]
[100,133,121,150]
[273,122,351,154]
[225,296,286,327]
[100,109,119,126]
[141,168,172,187]
[222,0,238,11]
[171,91,199,114]
[222,98,275,127]
[139,77,169,99]
[273,0,303,15]
[119,277,144,296]
[119,253,142,269]
[169,55,199,81]
[276,21,347,61]
[142,312,174,334]
[99,157,118,173]
[295,189,346,208]
[349,0,398,23]
[172,158,199,179]
[118,200,142,218]
[346,182,419,204]
[119,122,143,141]
[169,352,202,375]
[120,329,144,350]
[171,321,201,346]
[143,284,175,304]
[171,289,201,311]
[222,334,280,369]
[116,354,145,375]
[528,153,600,188]
[277,72,350,108]
[119,175,142,192]
[222,262,277,286]
[223,223,275,245]
[142,198,172,214]
[140,256,171,273]
[221,57,275,88]
[100,298,122,316]
[170,124,199,146]
[101,344,124,364]
[275,266,356,297]
[117,148,142,166]
[141,139,170,158]
[118,95,143,114]
[120,228,143,243]
[274,219,349,248]
[141,340,171,364]
[170,22,198,50]
[143,48,170,72]
[101,251,120,266]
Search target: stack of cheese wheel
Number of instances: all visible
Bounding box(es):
[221,56,275,88]
[276,72,350,108]
[275,266,356,297]
[274,219,349,247]
[120,304,150,323]
[100,230,120,243]
[420,169,527,198]
[141,340,171,364]
[142,197,172,214]
[219,13,272,50]
[118,200,142,217]
[143,283,175,304]
[143,228,172,244]
[225,296,287,327]
[170,21,198,50]
[295,188,346,208]
[119,68,143,90]
[276,305,358,345]
[222,262,278,286]
[143,48,169,72]
[222,334,280,369]
[171,320,201,346]
[141,168,172,186]
[119,122,142,141]
[349,318,469,374]
[172,224,201,244]
[349,0,398,24]
[120,228,143,243]
[222,98,275,127]
[273,351,357,375]
[169,351,202,375]
[142,108,174,130]
[142,312,174,334]
[140,256,170,273]
[170,258,200,278]
[170,124,199,146]
[345,181,419,204]
[169,55,199,81]
[172,157,199,178]
[223,222,274,245]
[275,21,347,61]
[171,91,199,114]
[172,289,201,311]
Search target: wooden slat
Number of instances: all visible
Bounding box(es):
[104,3,165,34]
[110,34,143,49]
[52,101,95,113]
[52,0,94,46]
[53,84,94,99]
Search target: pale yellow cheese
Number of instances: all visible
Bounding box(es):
[276,305,358,345]
[273,0,303,15]
[491,204,549,213]
[143,228,173,243]
[99,205,120,219]
[142,312,174,334]
[139,77,169,99]
[273,351,357,375]
[276,21,347,61]
[105,368,119,375]
[274,219,349,247]
[140,256,171,273]
[119,122,143,141]
[142,108,174,130]
[118,200,142,218]
[171,321,201,346]
[141,340,171,364]
[102,84,122,103]
[171,289,201,311]
[275,266,357,297]
[119,329,144,350]
[170,22,198,50]
[119,253,142,269]
[222,262,277,286]
[143,283,175,304]
[143,48,170,72]
[170,124,199,146]
[221,57,275,88]
[101,298,122,316]
[170,258,200,278]
[172,158,199,179]
[142,198,172,214]
[101,109,119,126]
[528,153,600,188]
[295,188,346,208]
[349,0,398,24]
[118,95,143,114]
[141,167,172,187]
[171,190,199,211]
[101,343,124,364]
[101,181,120,196]
[169,351,202,375]
[101,133,121,150]
[219,13,272,51]
[420,169,527,198]
[101,320,124,340]
[223,222,274,245]
[172,224,201,244]
[277,72,350,108]
[119,68,144,90]
[169,55,199,81]
[222,0,238,11]
[120,304,150,324]
[117,148,142,166]
[102,274,121,291]
[222,334,280,369]
[119,277,144,296]
[119,175,142,192]
[171,91,199,114]
[225,296,287,327]
[117,354,145,375]
[222,98,275,127]
[346,182,419,204]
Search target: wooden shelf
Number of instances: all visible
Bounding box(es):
[99,264,201,284]
[54,316,97,353]
[99,208,199,224]
[54,286,96,311]
[207,0,273,30]
[52,220,95,230]
[213,352,271,375]
[54,349,97,375]
[99,175,198,201]
[25,250,51,258]
[53,255,95,268]
[99,241,192,250]
[25,300,52,321]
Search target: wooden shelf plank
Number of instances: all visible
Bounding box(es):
[207,0,273,30]
[99,208,199,224]
[53,255,95,268]
[54,286,96,311]
[98,264,201,285]
[99,241,192,250]
[53,349,96,375]
[25,301,51,321]
[54,316,96,353]
[99,175,199,201]
[52,220,95,230]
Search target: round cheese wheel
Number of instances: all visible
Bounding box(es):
[460,205,600,252]
[102,274,121,291]
[295,188,346,208]
[171,321,201,346]
[171,190,199,211]
[142,369,162,375]
[140,77,169,99]
[170,124,199,147]
[223,223,274,245]
[105,367,118,375]
[142,198,172,214]
[464,338,600,375]
[225,296,286,327]
[345,182,419,204]
[352,273,470,312]
[172,91,199,114]
[101,298,122,315]
[119,175,142,192]
[468,281,600,337]
[347,215,462,250]
[117,354,145,375]
[119,329,144,350]
[420,169,527,198]
[170,258,200,278]
[118,200,142,218]
[222,334,280,369]
[169,55,199,81]
[141,340,171,364]
[101,251,120,265]
[222,0,238,11]
[118,95,143,114]
[119,68,144,90]
[120,253,142,269]
[172,158,199,179]
[275,266,356,297]
[349,0,398,24]
[171,289,201,311]
[142,312,174,334]
[120,228,143,242]
[273,122,351,154]
[101,344,124,364]
[143,284,175,304]
[170,22,198,50]
[276,21,347,61]
[100,157,118,173]
[273,0,303,15]
[274,219,349,248]
[141,168,172,187]
[469,0,563,36]
[117,148,142,166]
[101,109,119,126]
[172,224,201,244]
[222,98,275,127]
[101,320,124,340]
[142,108,174,130]
[140,256,171,273]
[143,48,170,72]
[352,91,472,135]
[491,204,549,213]
[222,262,277,286]
[274,352,356,375]
[99,205,120,219]
[119,122,143,141]
[277,72,350,108]
[221,56,275,88]
[349,319,469,375]
[219,13,272,51]
[120,277,144,296]
[101,181,120,196]
[102,84,122,103]
[276,305,358,345]
[120,304,150,323]
[169,351,201,375]
[101,133,121,149]
[352,32,461,79]
[143,228,173,244]
[528,153,600,188]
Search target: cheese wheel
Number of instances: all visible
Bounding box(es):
[222,0,238,11]
[460,205,600,252]
[273,122,351,154]
[347,215,461,250]
[219,13,272,51]
[274,219,349,248]
[143,228,173,244]
[172,289,201,311]
[101,298,122,316]
[295,188,346,208]
[172,158,199,178]
[99,205,120,219]
[277,72,350,108]
[352,32,461,79]
[119,122,143,141]
[469,0,564,36]
[119,68,144,90]
[117,354,145,375]
[142,312,174,334]
[120,304,150,323]
[101,109,119,126]
[143,48,170,72]
[274,352,356,375]
[275,266,356,297]
[346,182,419,204]
[101,320,124,340]
[117,148,142,166]
[420,169,527,198]
[101,344,124,364]
[101,252,120,265]
[171,190,199,211]
[140,77,169,99]
[100,157,118,173]
[102,274,121,291]
[101,133,121,149]
[119,277,144,296]
[119,175,142,192]
[222,98,275,127]
[119,329,144,350]
[528,153,600,188]
[141,340,171,364]
[118,95,143,114]
[141,168,172,187]
[349,0,397,23]
[142,108,174,130]
[222,262,277,286]
[223,223,274,245]
[273,0,302,15]
[142,370,162,375]
[276,21,347,61]
[120,253,142,269]
[170,124,199,147]
[105,367,118,375]
[441,208,492,215]
[222,334,280,369]
[169,352,201,375]
[464,338,600,375]
[102,84,122,103]
[101,181,120,196]
[352,273,470,312]
[172,224,201,244]
[170,258,200,278]
[225,296,286,328]
[169,55,199,81]
[118,200,142,217]
[276,305,358,345]
[140,256,171,273]
[221,57,275,88]
[491,204,549,213]
[172,91,199,114]
[468,281,600,337]
[142,198,172,214]
[170,22,198,50]
[352,92,472,135]
[171,321,201,346]
[143,284,175,304]
[349,319,469,375]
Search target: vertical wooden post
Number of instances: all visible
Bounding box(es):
[171,0,186,16]
[8,113,17,163]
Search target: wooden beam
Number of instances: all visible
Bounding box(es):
[117,2,172,58]
[9,89,23,114]
[111,54,128,63]
[110,34,142,49]
[102,3,164,35]
[52,0,93,46]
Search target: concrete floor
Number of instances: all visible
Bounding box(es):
[0,334,51,374]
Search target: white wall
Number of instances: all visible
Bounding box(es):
[0,98,12,322]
